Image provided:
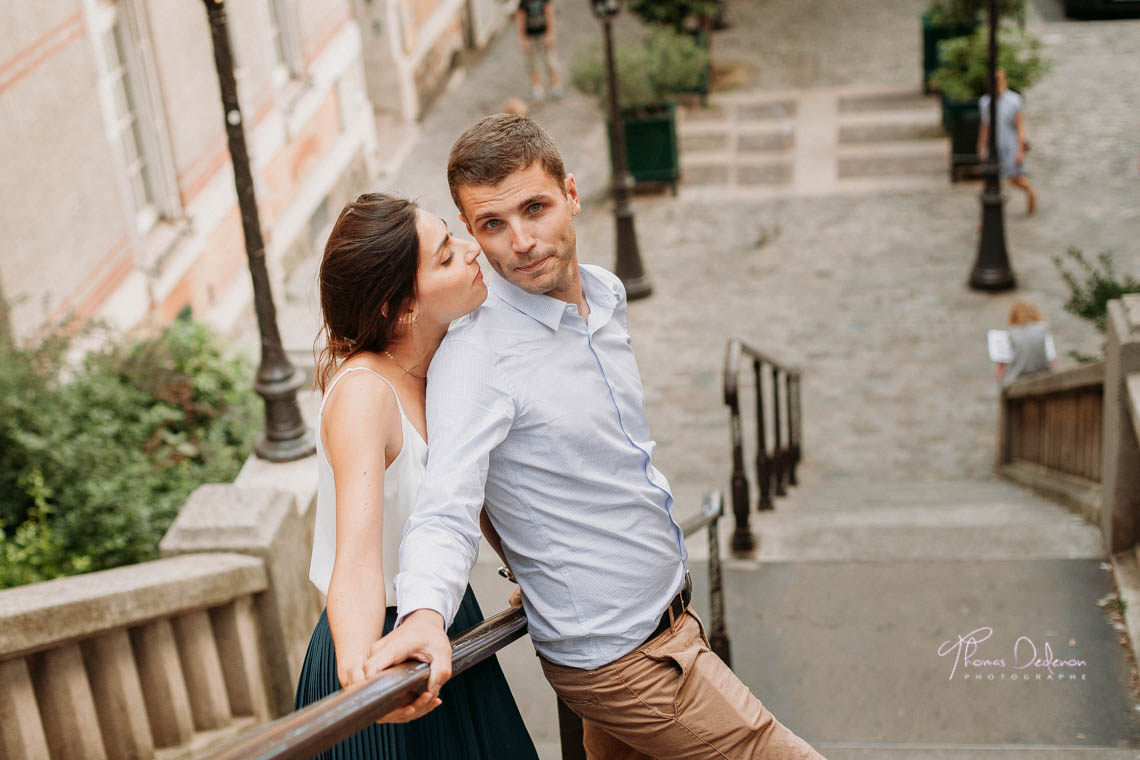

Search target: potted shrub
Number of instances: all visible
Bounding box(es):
[931,25,1049,179]
[571,27,709,192]
[628,0,720,103]
[922,0,1026,92]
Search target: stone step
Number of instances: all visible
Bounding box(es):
[838,109,945,144]
[838,152,947,180]
[680,129,796,154]
[837,90,942,113]
[778,478,1050,505]
[817,745,1140,759]
[742,502,1104,562]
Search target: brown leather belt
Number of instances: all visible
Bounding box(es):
[641,571,693,647]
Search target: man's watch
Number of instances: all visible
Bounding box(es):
[497,565,518,583]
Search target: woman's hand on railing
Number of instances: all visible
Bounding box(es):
[340,650,442,724]
[363,609,453,709]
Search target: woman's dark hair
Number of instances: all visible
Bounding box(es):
[315,193,420,392]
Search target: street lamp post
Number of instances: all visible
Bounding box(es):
[968,0,1016,291]
[201,0,314,462]
[591,0,652,300]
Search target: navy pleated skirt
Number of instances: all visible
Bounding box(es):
[294,586,539,760]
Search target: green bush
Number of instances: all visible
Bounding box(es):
[571,27,709,111]
[931,24,1050,101]
[927,0,1026,25]
[1053,248,1140,333]
[628,0,720,33]
[0,318,260,588]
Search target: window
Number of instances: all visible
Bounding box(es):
[91,0,178,235]
[266,0,304,84]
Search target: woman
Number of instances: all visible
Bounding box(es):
[977,68,1038,215]
[995,300,1056,388]
[294,193,538,759]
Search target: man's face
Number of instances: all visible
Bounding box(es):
[457,162,581,301]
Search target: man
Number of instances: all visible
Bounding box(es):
[368,115,823,759]
[517,0,563,100]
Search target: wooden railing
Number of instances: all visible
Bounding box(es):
[723,338,803,557]
[0,553,272,760]
[999,361,1105,482]
[208,490,730,760]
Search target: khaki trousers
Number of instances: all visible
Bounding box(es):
[539,610,825,759]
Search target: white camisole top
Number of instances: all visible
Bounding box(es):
[307,367,428,603]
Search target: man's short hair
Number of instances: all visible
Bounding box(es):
[447,114,567,213]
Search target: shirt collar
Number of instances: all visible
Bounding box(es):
[486,263,618,332]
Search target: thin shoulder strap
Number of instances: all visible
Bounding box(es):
[321,366,406,418]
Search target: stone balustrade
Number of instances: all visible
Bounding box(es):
[0,553,269,759]
[1,438,322,759]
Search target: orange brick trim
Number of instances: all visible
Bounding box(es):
[0,13,85,96]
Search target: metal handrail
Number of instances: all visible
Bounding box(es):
[723,337,803,557]
[209,491,729,760]
[210,608,528,760]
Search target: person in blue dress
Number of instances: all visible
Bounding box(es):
[293,193,539,760]
[977,68,1038,215]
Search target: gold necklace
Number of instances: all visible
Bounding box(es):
[383,350,426,380]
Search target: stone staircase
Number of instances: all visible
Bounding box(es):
[692,476,1140,758]
[744,477,1104,562]
[678,85,950,202]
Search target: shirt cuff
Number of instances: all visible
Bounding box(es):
[393,575,461,630]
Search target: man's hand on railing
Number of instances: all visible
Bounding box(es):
[508,586,523,609]
[363,609,453,718]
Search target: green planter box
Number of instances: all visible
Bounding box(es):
[922,12,979,93]
[940,91,978,132]
[608,102,680,193]
[940,92,981,181]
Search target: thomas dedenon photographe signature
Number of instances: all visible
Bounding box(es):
[938,627,1089,681]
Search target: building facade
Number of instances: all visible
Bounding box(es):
[351,0,515,123]
[0,0,513,345]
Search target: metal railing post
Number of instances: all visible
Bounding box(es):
[786,372,798,486]
[772,365,787,497]
[754,359,773,512]
[706,497,732,667]
[725,342,755,556]
[558,697,587,760]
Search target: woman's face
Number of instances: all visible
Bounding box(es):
[411,209,487,326]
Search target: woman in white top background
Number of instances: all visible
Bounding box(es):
[294,193,538,760]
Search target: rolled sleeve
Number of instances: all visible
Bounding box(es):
[394,337,516,627]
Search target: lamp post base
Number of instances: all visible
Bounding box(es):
[620,273,653,301]
[253,367,315,463]
[968,188,1016,292]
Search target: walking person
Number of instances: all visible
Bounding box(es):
[977,68,1038,215]
[368,114,825,759]
[517,0,564,100]
[293,193,539,760]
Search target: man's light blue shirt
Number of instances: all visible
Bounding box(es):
[395,263,687,668]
